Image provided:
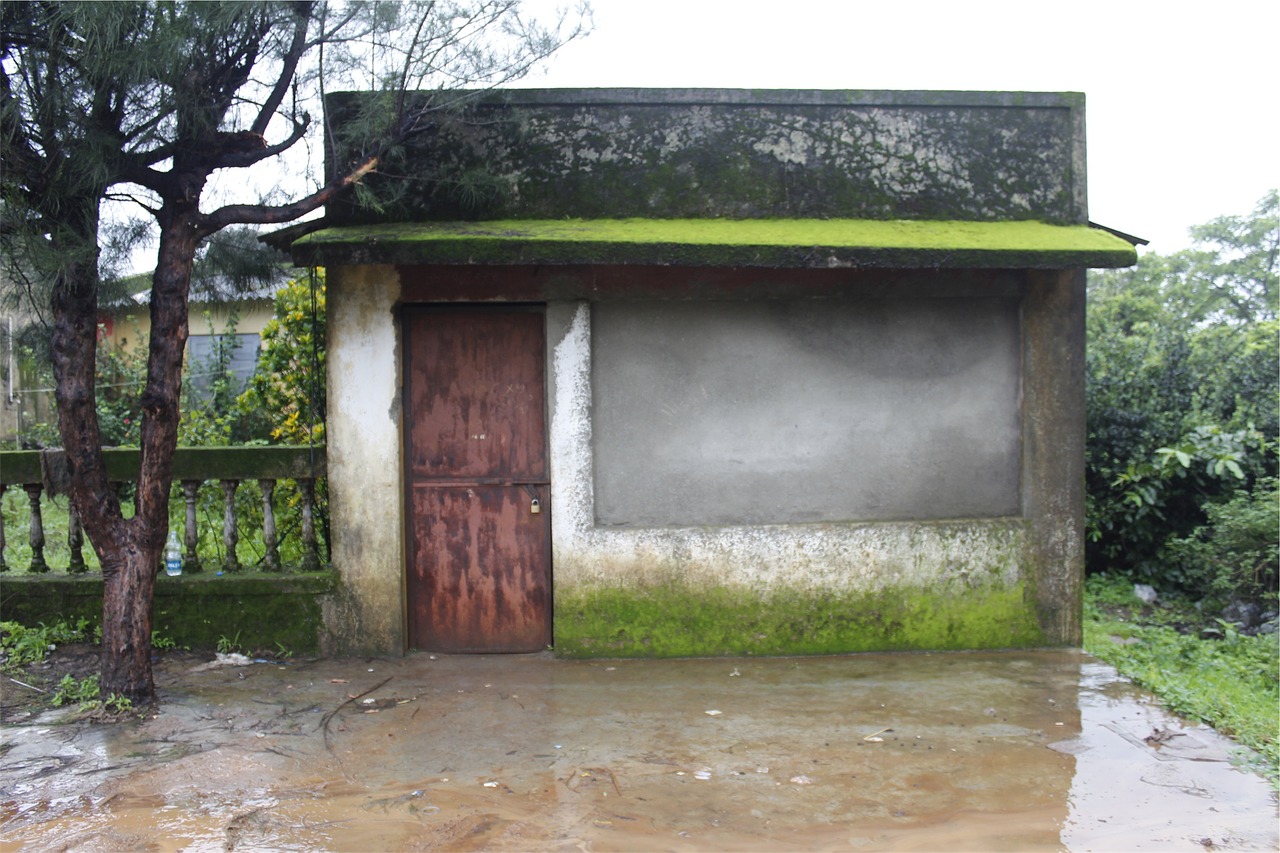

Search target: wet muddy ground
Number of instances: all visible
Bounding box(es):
[2,649,1276,851]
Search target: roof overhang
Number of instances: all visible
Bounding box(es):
[290,219,1138,270]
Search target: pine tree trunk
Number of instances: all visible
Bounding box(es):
[51,198,199,704]
[109,212,199,701]
[99,542,158,699]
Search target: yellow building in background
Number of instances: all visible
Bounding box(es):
[2,271,291,447]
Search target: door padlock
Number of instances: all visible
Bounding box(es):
[530,498,541,514]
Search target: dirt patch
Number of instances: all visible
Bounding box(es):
[1,642,227,726]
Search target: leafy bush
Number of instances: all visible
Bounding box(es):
[93,324,150,447]
[1086,191,1278,603]
[1164,479,1279,608]
[234,272,329,550]
[1089,423,1270,585]
[0,618,93,668]
[52,673,101,707]
[236,273,326,445]
[51,674,133,713]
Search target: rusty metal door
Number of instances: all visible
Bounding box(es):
[404,308,550,652]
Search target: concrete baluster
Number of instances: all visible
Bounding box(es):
[67,499,86,573]
[258,479,280,572]
[221,479,240,573]
[299,478,319,572]
[24,483,48,573]
[181,480,202,573]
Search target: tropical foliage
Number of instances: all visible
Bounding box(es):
[237,272,327,445]
[1086,190,1278,609]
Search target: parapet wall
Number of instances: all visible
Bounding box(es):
[327,89,1087,224]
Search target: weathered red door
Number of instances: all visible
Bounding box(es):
[404,308,550,652]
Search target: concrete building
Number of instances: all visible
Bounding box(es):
[290,89,1137,657]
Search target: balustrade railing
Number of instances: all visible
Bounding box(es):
[0,446,327,575]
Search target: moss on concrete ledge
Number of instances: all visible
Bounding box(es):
[292,219,1137,270]
[0,573,336,653]
[0,446,327,486]
[552,579,1046,658]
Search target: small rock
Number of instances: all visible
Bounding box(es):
[1133,584,1159,605]
[1256,619,1277,636]
[1222,600,1263,629]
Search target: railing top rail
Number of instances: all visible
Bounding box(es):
[0,446,328,487]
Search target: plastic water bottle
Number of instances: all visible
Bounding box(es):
[165,530,183,576]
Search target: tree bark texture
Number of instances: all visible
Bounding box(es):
[50,199,199,703]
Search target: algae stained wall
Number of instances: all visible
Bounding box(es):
[547,287,1058,658]
[328,89,1087,226]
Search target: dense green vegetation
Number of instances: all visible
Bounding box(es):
[1085,191,1278,784]
[1086,190,1277,610]
[0,618,92,667]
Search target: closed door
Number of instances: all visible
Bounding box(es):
[404,308,550,652]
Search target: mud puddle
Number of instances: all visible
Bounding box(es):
[2,650,1276,851]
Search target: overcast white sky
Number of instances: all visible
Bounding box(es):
[517,0,1279,253]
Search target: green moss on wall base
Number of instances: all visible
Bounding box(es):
[0,573,336,653]
[553,579,1046,658]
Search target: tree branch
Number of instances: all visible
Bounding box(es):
[249,2,312,137]
[0,48,60,200]
[197,155,377,233]
[208,112,311,171]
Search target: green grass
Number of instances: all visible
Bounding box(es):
[1,490,102,572]
[1083,574,1279,785]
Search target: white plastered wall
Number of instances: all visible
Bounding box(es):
[323,264,406,654]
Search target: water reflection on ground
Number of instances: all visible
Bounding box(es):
[2,649,1275,851]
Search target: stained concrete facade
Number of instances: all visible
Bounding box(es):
[327,89,1088,224]
[295,89,1134,657]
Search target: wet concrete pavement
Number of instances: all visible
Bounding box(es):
[1,649,1276,851]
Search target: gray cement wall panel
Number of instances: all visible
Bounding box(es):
[591,297,1020,526]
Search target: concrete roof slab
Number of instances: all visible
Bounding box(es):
[291,219,1137,270]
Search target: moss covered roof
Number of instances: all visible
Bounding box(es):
[290,219,1137,270]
